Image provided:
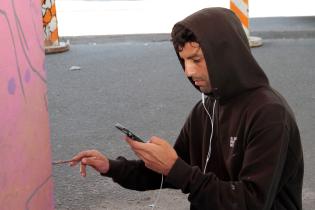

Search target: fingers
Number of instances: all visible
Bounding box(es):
[71,151,95,177]
[79,156,98,177]
[81,156,97,165]
[80,161,87,177]
[148,136,165,145]
[126,136,163,156]
[69,150,109,176]
[125,137,146,150]
[70,149,98,166]
[127,136,177,175]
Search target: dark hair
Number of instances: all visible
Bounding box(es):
[171,24,198,52]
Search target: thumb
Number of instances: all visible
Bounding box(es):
[149,136,164,145]
[82,157,97,166]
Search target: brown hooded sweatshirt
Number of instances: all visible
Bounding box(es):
[104,8,304,210]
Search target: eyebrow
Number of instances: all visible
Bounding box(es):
[183,47,202,60]
[187,53,201,60]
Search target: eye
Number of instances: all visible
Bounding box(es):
[193,58,200,63]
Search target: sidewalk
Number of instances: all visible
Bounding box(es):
[250,16,315,39]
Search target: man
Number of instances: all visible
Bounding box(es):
[70,7,304,209]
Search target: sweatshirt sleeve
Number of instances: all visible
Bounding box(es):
[102,157,169,191]
[166,103,301,210]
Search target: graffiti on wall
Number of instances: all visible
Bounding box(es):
[0,0,54,209]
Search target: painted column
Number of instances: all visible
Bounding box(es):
[0,0,55,209]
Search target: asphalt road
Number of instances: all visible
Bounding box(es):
[46,37,315,209]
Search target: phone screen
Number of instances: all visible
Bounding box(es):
[115,123,144,143]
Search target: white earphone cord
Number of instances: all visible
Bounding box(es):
[150,174,164,210]
[202,93,216,174]
[149,95,215,208]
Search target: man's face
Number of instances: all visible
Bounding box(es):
[179,42,212,93]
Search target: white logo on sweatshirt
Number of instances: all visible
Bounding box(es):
[230,137,238,148]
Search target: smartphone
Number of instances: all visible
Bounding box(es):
[115,123,144,143]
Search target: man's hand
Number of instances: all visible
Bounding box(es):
[126,136,178,176]
[70,150,109,177]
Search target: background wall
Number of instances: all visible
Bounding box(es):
[56,0,315,36]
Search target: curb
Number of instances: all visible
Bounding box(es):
[60,30,315,45]
[251,30,315,40]
[59,17,315,45]
[60,34,171,45]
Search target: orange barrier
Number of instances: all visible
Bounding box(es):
[230,0,263,47]
[230,0,249,36]
[42,0,69,54]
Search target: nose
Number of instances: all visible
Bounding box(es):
[184,63,195,77]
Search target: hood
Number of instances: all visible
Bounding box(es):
[172,7,269,101]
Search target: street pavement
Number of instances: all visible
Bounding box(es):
[46,17,315,210]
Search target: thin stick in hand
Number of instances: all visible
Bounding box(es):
[52,159,74,165]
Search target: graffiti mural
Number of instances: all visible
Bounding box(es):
[0,0,54,209]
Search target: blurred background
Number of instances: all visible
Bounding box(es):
[55,0,315,36]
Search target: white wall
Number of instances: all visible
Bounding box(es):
[56,0,315,36]
[209,0,315,17]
